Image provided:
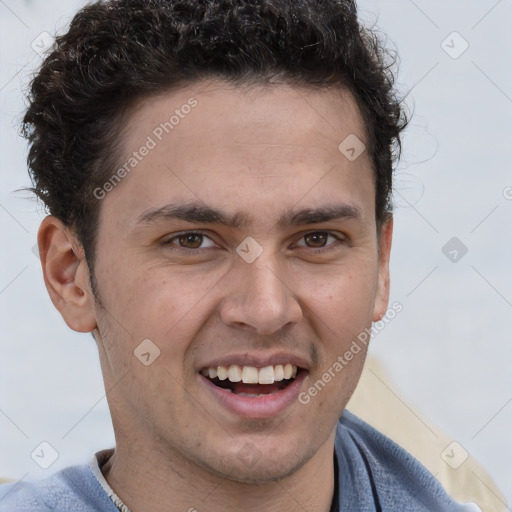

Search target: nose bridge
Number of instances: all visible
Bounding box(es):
[219,249,302,334]
[248,257,287,307]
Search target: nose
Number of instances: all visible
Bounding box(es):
[219,256,303,335]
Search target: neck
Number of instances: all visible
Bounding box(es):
[101,431,336,512]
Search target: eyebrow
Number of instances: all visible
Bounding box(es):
[135,202,362,229]
[279,205,362,227]
[136,203,250,228]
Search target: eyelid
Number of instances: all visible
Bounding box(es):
[161,229,345,252]
[162,230,219,249]
[292,230,345,249]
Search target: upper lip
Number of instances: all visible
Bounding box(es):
[199,351,311,371]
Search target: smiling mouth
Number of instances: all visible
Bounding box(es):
[200,363,302,397]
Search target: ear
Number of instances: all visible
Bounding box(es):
[372,216,393,322]
[37,215,97,333]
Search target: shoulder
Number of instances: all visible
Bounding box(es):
[335,410,482,512]
[0,464,118,512]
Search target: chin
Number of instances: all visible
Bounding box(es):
[198,443,313,485]
[222,461,305,485]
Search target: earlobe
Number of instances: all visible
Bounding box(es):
[372,217,393,322]
[38,216,97,333]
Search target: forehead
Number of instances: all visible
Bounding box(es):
[100,80,375,230]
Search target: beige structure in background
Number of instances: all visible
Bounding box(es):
[347,356,508,512]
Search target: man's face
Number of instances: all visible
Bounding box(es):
[89,81,391,482]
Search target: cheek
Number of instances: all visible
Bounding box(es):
[101,260,228,356]
[297,261,378,326]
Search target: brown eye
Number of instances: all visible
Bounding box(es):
[303,232,329,248]
[165,232,217,250]
[177,233,204,249]
[162,231,219,255]
[295,231,342,251]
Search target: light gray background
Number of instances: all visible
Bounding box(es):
[1,0,511,507]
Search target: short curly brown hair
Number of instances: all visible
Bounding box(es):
[23,0,407,279]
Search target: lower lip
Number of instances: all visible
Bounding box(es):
[198,371,308,419]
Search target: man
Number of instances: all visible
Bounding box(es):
[0,0,481,510]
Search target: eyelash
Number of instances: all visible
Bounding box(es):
[162,230,345,253]
[162,231,217,252]
[294,232,344,252]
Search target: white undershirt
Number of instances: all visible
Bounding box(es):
[89,450,132,512]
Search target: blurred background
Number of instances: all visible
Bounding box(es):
[1,0,511,507]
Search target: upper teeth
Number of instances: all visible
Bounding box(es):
[201,364,297,384]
